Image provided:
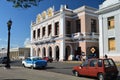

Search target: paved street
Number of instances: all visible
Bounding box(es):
[0,60,120,80]
[0,66,94,80]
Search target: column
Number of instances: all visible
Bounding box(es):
[52,21,55,37]
[30,25,33,57]
[46,24,48,38]
[46,47,49,57]
[40,27,42,39]
[30,47,33,57]
[59,9,66,61]
[99,15,104,58]
[59,41,65,61]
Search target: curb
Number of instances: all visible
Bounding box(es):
[61,61,120,66]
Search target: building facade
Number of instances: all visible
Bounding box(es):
[31,5,99,61]
[10,47,30,60]
[0,48,7,57]
[97,0,120,61]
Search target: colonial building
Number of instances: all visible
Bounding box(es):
[31,5,99,61]
[96,0,120,61]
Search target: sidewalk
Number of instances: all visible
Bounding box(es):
[62,60,120,66]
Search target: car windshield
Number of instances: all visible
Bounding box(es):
[81,60,88,67]
[32,57,42,61]
[104,59,115,67]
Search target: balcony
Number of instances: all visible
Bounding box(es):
[31,35,58,45]
[71,32,99,41]
[72,32,83,40]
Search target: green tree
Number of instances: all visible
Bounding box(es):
[6,0,42,8]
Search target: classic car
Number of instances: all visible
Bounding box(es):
[22,56,47,69]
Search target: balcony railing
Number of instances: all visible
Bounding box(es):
[31,35,58,45]
[31,32,99,45]
[71,32,99,40]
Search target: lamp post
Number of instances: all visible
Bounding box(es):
[5,19,12,69]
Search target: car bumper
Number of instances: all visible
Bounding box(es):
[105,71,119,79]
[33,63,47,68]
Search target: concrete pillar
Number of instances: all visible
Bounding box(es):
[30,47,33,57]
[46,24,48,37]
[59,9,65,61]
[99,15,104,58]
[52,21,55,36]
[46,47,49,57]
[40,27,42,39]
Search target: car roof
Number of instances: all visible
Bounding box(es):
[88,58,113,60]
[27,56,41,59]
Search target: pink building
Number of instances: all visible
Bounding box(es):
[31,5,99,61]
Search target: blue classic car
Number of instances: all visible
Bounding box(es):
[22,57,47,69]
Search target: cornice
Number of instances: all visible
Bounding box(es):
[96,2,120,14]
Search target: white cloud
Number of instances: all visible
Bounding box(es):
[24,38,30,46]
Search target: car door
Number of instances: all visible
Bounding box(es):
[25,58,33,67]
[87,59,98,77]
[78,60,89,76]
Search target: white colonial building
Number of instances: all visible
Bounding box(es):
[31,5,99,61]
[96,0,120,61]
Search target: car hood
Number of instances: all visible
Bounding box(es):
[73,66,80,70]
[33,60,47,62]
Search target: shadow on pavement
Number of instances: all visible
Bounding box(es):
[3,79,27,80]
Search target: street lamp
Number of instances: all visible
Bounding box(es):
[5,19,12,69]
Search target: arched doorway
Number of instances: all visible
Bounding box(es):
[48,47,52,58]
[65,46,71,60]
[55,46,59,61]
[87,46,99,58]
[43,47,46,57]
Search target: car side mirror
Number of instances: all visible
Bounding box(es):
[80,64,83,68]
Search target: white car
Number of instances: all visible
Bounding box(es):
[22,56,47,69]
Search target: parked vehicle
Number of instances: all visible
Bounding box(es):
[72,58,119,80]
[0,56,7,64]
[43,57,53,63]
[22,56,47,69]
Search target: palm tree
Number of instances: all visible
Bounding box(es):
[6,0,42,8]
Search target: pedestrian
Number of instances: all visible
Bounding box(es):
[105,54,108,58]
[56,57,59,62]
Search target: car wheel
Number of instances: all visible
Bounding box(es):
[98,73,104,80]
[42,66,46,69]
[112,76,117,80]
[31,66,34,69]
[22,64,26,68]
[74,71,79,77]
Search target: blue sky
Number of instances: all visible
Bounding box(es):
[0,0,104,48]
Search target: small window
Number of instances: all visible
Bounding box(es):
[90,60,97,67]
[108,16,114,29]
[108,38,116,51]
[26,58,31,61]
[98,60,102,67]
[42,27,46,37]
[37,29,40,37]
[91,19,97,32]
[33,30,36,39]
[81,60,88,67]
[104,59,115,67]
